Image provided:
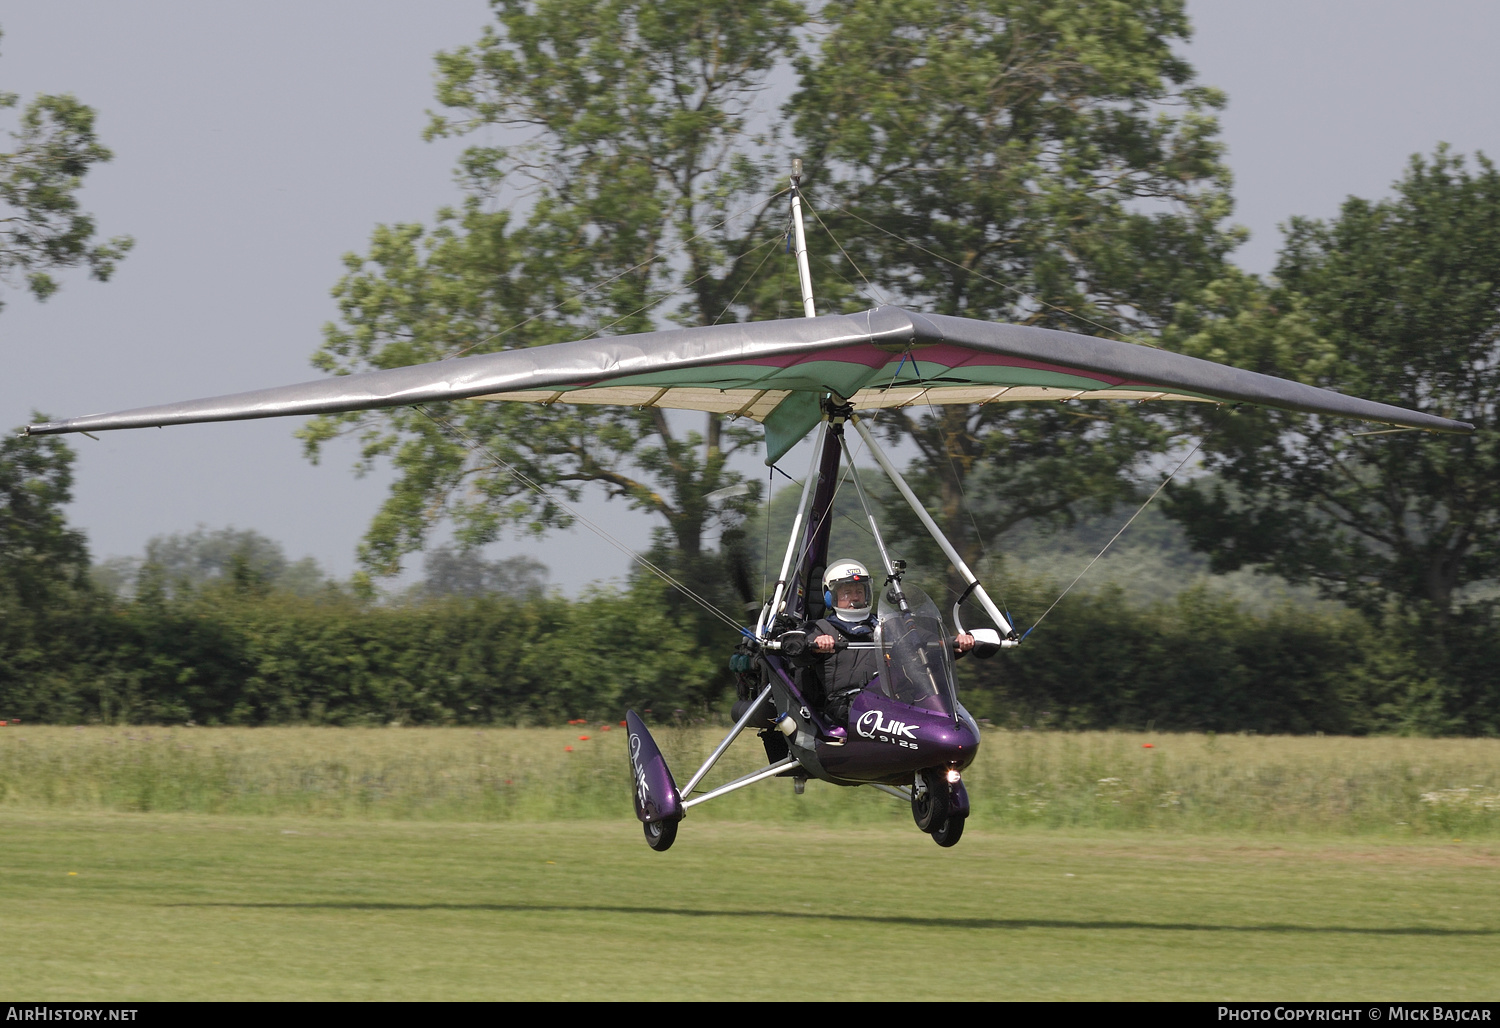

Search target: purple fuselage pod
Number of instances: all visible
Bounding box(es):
[816,690,981,786]
[625,710,683,823]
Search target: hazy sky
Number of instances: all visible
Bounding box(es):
[3,1,1498,592]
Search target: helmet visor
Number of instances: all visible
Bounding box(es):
[828,575,871,614]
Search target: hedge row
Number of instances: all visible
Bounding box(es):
[3,579,1496,734]
[0,582,717,726]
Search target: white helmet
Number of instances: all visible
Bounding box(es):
[822,558,872,622]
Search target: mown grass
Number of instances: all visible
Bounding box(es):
[2,725,1497,837]
[5,813,1498,1000]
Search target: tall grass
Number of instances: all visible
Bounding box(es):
[968,730,1500,836]
[1,725,1496,836]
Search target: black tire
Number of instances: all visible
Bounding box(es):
[930,814,965,848]
[643,818,678,852]
[911,768,949,832]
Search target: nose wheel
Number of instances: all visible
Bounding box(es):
[929,812,965,847]
[911,767,948,831]
[912,767,966,847]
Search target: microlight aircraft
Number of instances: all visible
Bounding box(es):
[27,166,1473,850]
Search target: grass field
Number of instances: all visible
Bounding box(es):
[4,813,1498,1000]
[3,725,1498,836]
[3,727,1498,999]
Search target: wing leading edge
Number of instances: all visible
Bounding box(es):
[26,305,1474,463]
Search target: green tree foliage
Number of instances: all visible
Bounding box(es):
[0,425,89,608]
[308,1,1238,615]
[417,545,548,600]
[95,526,328,601]
[963,583,1384,734]
[961,574,1500,736]
[10,565,1492,732]
[789,0,1239,590]
[1164,149,1500,618]
[0,426,94,723]
[1160,149,1500,733]
[304,0,807,586]
[0,29,132,309]
[2,576,719,726]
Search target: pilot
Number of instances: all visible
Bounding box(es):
[809,558,974,724]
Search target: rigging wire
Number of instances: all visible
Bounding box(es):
[811,431,886,562]
[799,197,888,307]
[771,427,872,607]
[798,189,1222,628]
[406,177,1184,636]
[806,251,886,313]
[799,189,1005,611]
[590,232,784,338]
[440,187,792,361]
[1019,411,1229,640]
[802,192,1131,343]
[406,191,818,631]
[711,221,790,326]
[394,195,802,628]
[923,399,996,609]
[413,405,748,634]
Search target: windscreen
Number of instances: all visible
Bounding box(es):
[872,584,960,716]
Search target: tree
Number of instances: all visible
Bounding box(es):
[304,2,808,588]
[0,422,90,609]
[304,2,845,690]
[789,0,1240,594]
[0,425,93,724]
[98,526,328,600]
[418,545,548,599]
[309,0,1238,622]
[1156,148,1500,732]
[1163,148,1500,620]
[1,29,132,309]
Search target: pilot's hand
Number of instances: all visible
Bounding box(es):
[814,634,836,654]
[954,633,975,655]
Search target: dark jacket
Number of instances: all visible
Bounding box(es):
[807,616,878,722]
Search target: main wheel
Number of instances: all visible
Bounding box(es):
[643,817,678,852]
[911,768,949,833]
[930,814,965,848]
